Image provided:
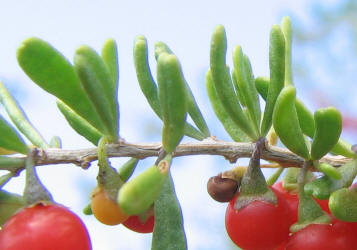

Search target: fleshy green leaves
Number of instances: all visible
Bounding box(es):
[281,16,293,86]
[273,87,343,161]
[273,86,310,159]
[154,42,210,138]
[117,158,139,182]
[0,190,25,226]
[332,139,356,158]
[133,36,206,141]
[0,81,48,148]
[118,157,170,215]
[256,77,354,158]
[210,25,258,141]
[155,42,173,60]
[310,107,342,160]
[17,38,120,143]
[0,115,28,154]
[74,45,119,140]
[3,16,357,249]
[272,85,343,161]
[256,77,315,137]
[17,38,107,135]
[233,46,261,134]
[261,25,285,136]
[101,38,119,89]
[0,79,51,154]
[329,187,357,222]
[56,100,102,146]
[206,70,249,142]
[152,172,187,250]
[207,22,292,143]
[295,99,315,138]
[304,160,357,200]
[314,162,341,180]
[134,36,162,118]
[157,53,188,154]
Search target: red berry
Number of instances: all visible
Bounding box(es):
[0,203,92,250]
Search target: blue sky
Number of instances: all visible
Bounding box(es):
[0,1,345,249]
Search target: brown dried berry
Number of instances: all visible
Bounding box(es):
[207,174,238,202]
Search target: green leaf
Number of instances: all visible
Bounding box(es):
[157,53,188,154]
[273,86,310,159]
[331,139,356,158]
[255,76,270,101]
[17,37,106,134]
[152,172,187,250]
[311,107,342,160]
[304,160,357,200]
[82,202,93,215]
[184,85,211,138]
[0,173,14,189]
[74,45,119,140]
[295,99,315,138]
[133,36,205,141]
[281,16,293,86]
[56,100,102,145]
[282,167,315,192]
[117,158,139,182]
[314,162,341,180]
[134,36,162,117]
[182,124,206,141]
[154,41,173,60]
[329,187,357,222]
[0,190,26,226]
[0,81,48,148]
[255,77,354,158]
[49,136,62,148]
[232,69,247,107]
[256,77,315,138]
[0,115,28,154]
[154,42,210,138]
[261,25,285,136]
[118,157,170,215]
[266,167,284,186]
[206,70,249,142]
[101,38,119,90]
[233,46,261,133]
[210,25,258,140]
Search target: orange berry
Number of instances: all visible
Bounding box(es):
[91,187,129,225]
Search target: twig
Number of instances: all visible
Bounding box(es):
[0,137,351,172]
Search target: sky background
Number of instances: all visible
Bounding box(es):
[0,0,355,249]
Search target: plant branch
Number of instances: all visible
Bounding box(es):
[1,137,351,173]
